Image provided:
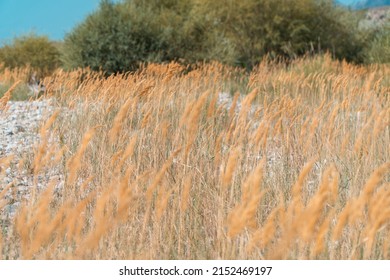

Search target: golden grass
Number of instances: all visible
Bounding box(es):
[0,55,389,259]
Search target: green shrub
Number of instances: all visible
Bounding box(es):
[62,0,366,72]
[0,34,61,79]
[62,0,204,74]
[193,0,366,68]
[365,23,390,64]
[62,0,167,74]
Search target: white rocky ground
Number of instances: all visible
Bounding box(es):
[0,99,64,221]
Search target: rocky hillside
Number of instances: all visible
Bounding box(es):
[359,6,390,29]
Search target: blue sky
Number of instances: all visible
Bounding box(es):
[338,0,360,4]
[338,0,390,7]
[0,0,103,44]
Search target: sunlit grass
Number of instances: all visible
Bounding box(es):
[0,55,389,259]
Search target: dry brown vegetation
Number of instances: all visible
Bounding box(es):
[0,55,389,259]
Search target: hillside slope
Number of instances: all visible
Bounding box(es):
[359,6,390,29]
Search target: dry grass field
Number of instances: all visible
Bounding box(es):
[0,55,389,259]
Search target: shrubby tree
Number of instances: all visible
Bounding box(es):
[62,0,367,72]
[62,0,161,73]
[192,0,366,68]
[60,0,205,71]
[126,0,207,63]
[62,0,206,73]
[0,34,61,78]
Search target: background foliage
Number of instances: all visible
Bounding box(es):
[365,23,390,63]
[0,34,61,79]
[0,0,389,76]
[61,0,371,73]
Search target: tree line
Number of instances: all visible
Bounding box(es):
[0,0,388,78]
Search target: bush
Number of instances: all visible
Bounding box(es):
[62,0,143,73]
[62,0,366,72]
[131,0,207,63]
[62,0,167,74]
[62,0,204,74]
[0,34,61,79]
[193,0,366,68]
[365,23,390,64]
